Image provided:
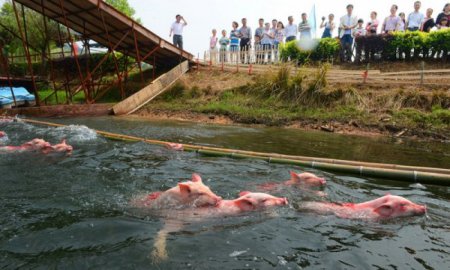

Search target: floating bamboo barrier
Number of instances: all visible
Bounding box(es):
[21,118,450,186]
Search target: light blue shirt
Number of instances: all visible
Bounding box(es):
[344,15,352,35]
[407,12,424,28]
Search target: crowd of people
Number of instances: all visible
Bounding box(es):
[192,1,450,63]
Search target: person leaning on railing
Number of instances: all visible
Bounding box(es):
[382,5,401,33]
[219,30,230,63]
[229,21,240,63]
[436,3,450,29]
[339,4,358,62]
[285,16,298,42]
[406,1,424,31]
[420,8,435,32]
[238,18,252,64]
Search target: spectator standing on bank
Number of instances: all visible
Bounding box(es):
[382,5,401,33]
[339,4,358,62]
[399,12,406,31]
[170,15,188,49]
[219,30,230,63]
[274,21,285,61]
[438,16,449,29]
[421,8,435,32]
[285,16,298,42]
[406,1,424,31]
[230,21,240,62]
[238,18,252,64]
[209,29,218,63]
[320,14,335,38]
[255,18,265,63]
[366,11,379,35]
[436,3,450,29]
[353,19,366,37]
[299,13,312,39]
[260,22,275,63]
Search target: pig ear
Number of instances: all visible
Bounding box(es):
[374,204,394,217]
[239,191,251,197]
[290,171,299,180]
[178,183,191,194]
[191,173,202,183]
[234,198,255,211]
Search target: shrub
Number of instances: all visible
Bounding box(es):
[354,29,450,62]
[280,38,340,64]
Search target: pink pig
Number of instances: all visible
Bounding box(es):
[0,138,52,153]
[166,143,183,151]
[46,139,73,155]
[151,191,288,261]
[0,131,6,138]
[131,173,222,209]
[214,191,288,214]
[258,171,326,195]
[286,171,326,186]
[301,194,426,220]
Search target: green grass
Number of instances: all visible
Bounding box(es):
[38,89,85,105]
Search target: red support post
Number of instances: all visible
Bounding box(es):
[99,9,125,100]
[11,0,40,106]
[0,45,17,107]
[132,23,145,84]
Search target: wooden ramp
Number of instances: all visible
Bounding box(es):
[112,61,189,115]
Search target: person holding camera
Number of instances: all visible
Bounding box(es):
[320,14,335,38]
[170,15,188,50]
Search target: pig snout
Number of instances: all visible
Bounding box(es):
[319,178,326,185]
[416,204,427,215]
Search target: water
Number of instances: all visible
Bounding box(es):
[0,117,449,269]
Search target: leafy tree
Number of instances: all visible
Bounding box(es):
[105,0,141,23]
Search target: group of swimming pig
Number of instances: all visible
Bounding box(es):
[131,171,427,221]
[0,130,73,155]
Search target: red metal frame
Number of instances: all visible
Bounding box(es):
[11,0,40,106]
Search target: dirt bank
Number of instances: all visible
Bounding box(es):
[133,67,450,141]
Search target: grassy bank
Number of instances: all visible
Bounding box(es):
[140,67,450,139]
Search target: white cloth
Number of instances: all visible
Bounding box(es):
[285,23,298,38]
[171,22,185,35]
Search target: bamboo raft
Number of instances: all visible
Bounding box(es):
[22,118,450,186]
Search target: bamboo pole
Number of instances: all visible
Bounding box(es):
[20,118,450,185]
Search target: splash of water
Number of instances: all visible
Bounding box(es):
[46,125,98,143]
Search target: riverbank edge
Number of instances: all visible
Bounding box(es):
[129,108,449,142]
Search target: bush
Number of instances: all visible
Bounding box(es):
[280,38,340,64]
[354,29,450,62]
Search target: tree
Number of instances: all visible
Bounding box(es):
[105,0,141,23]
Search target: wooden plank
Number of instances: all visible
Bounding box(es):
[112,61,189,115]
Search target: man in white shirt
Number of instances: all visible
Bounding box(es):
[406,1,424,31]
[285,16,298,42]
[169,14,188,49]
[339,4,358,62]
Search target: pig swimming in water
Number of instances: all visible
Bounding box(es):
[0,138,51,153]
[0,131,8,144]
[151,191,288,262]
[0,138,73,155]
[165,143,183,151]
[300,194,426,220]
[131,173,222,209]
[258,171,327,197]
